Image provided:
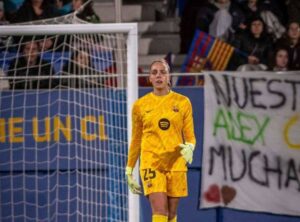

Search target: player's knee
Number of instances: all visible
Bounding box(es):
[152,207,168,216]
[149,193,168,216]
[152,203,168,216]
[168,209,177,219]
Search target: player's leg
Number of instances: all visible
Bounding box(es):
[168,197,179,221]
[166,171,188,222]
[152,214,168,222]
[149,192,169,222]
[140,169,168,222]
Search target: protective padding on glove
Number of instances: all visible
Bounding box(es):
[125,167,142,195]
[179,143,195,164]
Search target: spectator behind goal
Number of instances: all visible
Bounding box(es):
[0,1,11,49]
[72,0,101,23]
[7,40,55,90]
[11,0,58,23]
[59,50,103,88]
[54,0,72,16]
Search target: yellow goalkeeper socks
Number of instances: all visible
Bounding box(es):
[168,216,177,222]
[152,214,168,222]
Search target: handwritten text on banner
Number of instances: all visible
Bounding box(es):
[200,72,300,216]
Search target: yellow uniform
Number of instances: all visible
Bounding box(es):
[127,90,196,196]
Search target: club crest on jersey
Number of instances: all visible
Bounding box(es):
[158,118,170,130]
[173,105,179,112]
[147,181,152,188]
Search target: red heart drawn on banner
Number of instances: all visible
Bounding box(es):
[204,184,221,203]
[221,185,236,205]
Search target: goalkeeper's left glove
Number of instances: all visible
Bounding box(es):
[179,143,195,164]
[125,167,142,195]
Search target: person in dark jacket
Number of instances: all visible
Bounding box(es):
[179,0,209,53]
[275,21,300,70]
[229,15,273,69]
[11,0,58,23]
[287,0,300,25]
[7,40,55,89]
[241,0,263,22]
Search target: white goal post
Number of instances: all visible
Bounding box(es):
[0,23,139,222]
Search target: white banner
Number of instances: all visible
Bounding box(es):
[200,72,300,216]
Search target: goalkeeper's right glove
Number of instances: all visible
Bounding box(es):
[125,167,142,195]
[179,142,195,164]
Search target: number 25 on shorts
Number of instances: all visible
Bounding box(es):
[143,168,156,181]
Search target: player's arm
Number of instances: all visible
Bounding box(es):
[126,103,143,194]
[127,102,143,168]
[179,98,196,164]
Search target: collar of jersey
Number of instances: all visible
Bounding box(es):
[151,90,172,99]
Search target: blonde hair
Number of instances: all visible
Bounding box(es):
[150,59,171,73]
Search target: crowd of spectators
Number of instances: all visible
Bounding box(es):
[0,0,299,90]
[0,0,103,90]
[180,0,300,72]
[7,40,55,89]
[1,0,100,23]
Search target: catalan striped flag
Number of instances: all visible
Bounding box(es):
[181,30,235,72]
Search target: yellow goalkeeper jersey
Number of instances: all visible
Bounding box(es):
[127,90,196,171]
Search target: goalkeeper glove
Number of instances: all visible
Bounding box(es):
[125,167,142,195]
[179,143,195,164]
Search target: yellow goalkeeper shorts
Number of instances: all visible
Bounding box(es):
[140,169,188,197]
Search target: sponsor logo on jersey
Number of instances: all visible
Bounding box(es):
[158,118,170,130]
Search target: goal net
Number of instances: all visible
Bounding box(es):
[0,23,138,222]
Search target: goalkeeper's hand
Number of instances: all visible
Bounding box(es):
[179,143,195,164]
[125,167,142,195]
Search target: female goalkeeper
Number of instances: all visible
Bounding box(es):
[125,59,196,222]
